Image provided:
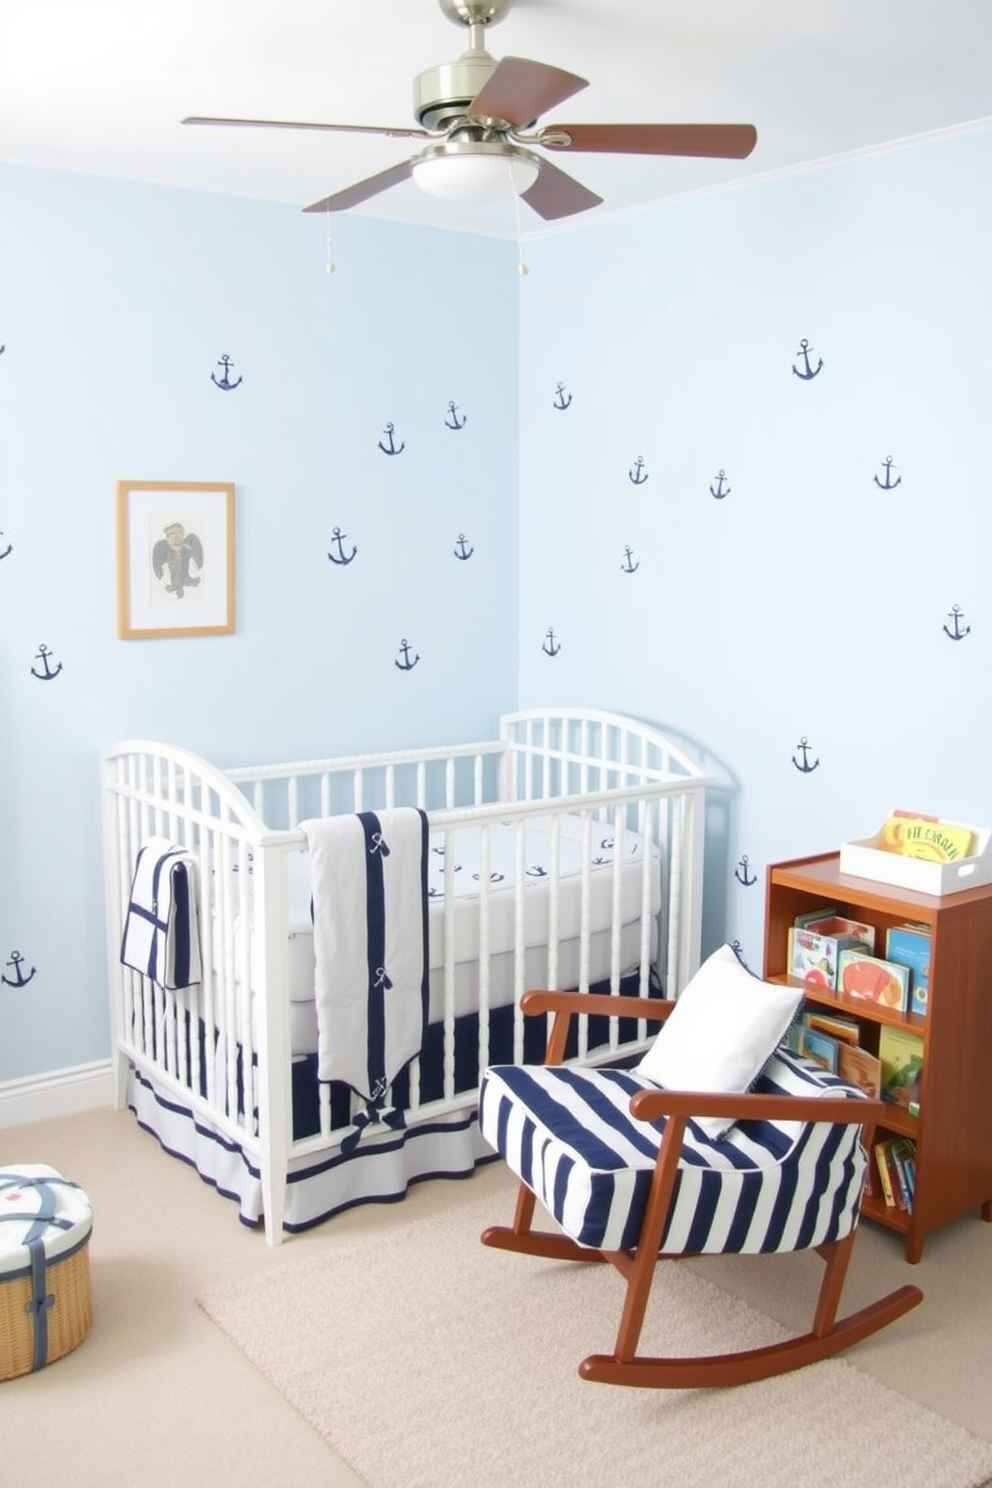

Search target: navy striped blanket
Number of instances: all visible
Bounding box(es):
[120,837,202,990]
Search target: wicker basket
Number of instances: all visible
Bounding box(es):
[1,1165,93,1382]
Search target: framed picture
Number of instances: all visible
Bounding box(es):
[116,480,235,639]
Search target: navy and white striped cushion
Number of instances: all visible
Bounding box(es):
[478,1048,868,1255]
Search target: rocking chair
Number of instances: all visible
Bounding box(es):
[479,946,922,1389]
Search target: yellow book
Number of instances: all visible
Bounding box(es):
[879,1025,924,1113]
[873,1140,897,1207]
[881,812,974,863]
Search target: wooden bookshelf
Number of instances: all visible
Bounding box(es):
[763,852,992,1263]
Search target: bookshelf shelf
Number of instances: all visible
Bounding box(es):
[763,851,992,1263]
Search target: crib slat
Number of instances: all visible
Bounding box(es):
[476,822,492,1078]
[512,819,527,1064]
[442,829,457,1102]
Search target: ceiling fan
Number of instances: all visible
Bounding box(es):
[183,0,758,222]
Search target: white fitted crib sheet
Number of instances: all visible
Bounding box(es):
[219,814,660,1056]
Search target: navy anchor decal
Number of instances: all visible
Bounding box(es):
[378,422,405,456]
[552,382,572,410]
[628,457,648,485]
[210,354,243,390]
[542,627,561,656]
[943,605,971,640]
[0,532,11,560]
[2,950,37,988]
[873,456,902,490]
[792,339,823,380]
[453,534,474,560]
[621,546,639,573]
[444,401,466,430]
[734,855,758,886]
[327,527,357,565]
[710,469,730,500]
[792,737,820,773]
[395,638,420,671]
[31,644,62,681]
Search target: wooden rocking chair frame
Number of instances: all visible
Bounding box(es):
[482,989,923,1389]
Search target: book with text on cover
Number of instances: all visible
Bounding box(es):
[881,811,974,862]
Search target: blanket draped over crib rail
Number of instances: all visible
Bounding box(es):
[301,809,429,1149]
[120,837,202,991]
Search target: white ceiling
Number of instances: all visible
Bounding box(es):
[1,0,990,239]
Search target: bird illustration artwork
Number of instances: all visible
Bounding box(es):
[152,522,204,599]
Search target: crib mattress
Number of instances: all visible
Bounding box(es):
[285,813,658,985]
[286,919,654,1057]
[218,814,660,1056]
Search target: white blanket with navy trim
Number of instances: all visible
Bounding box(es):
[301,810,429,1136]
[120,837,202,990]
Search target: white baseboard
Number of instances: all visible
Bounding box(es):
[0,1060,114,1130]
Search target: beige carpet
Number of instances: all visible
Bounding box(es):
[199,1191,992,1488]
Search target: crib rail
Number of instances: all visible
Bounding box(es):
[225,737,506,826]
[102,709,711,1243]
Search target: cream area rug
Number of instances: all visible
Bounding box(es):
[199,1189,992,1488]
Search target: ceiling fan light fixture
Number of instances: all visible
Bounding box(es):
[412,141,539,202]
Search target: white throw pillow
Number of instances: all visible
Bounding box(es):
[637,943,803,1140]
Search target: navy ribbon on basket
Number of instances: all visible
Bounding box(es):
[0,1174,76,1372]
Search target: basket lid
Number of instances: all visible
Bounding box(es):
[0,1164,92,1275]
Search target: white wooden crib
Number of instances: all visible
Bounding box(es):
[101,707,711,1243]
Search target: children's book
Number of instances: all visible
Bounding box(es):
[804,1009,861,1046]
[790,918,875,990]
[878,1138,908,1210]
[889,1137,917,1212]
[879,1025,924,1112]
[801,1027,840,1074]
[873,1141,898,1207]
[794,905,838,928]
[837,950,910,1013]
[881,811,974,862]
[837,1043,882,1099]
[885,923,931,1018]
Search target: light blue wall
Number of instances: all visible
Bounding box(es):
[4,124,990,1082]
[0,165,520,1080]
[517,126,992,966]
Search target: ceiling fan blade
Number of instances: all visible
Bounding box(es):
[521,158,603,221]
[303,159,416,213]
[544,122,758,160]
[183,115,430,141]
[468,57,588,128]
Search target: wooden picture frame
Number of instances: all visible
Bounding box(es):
[116,480,235,639]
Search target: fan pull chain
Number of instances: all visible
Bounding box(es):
[511,167,528,277]
[324,205,336,274]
